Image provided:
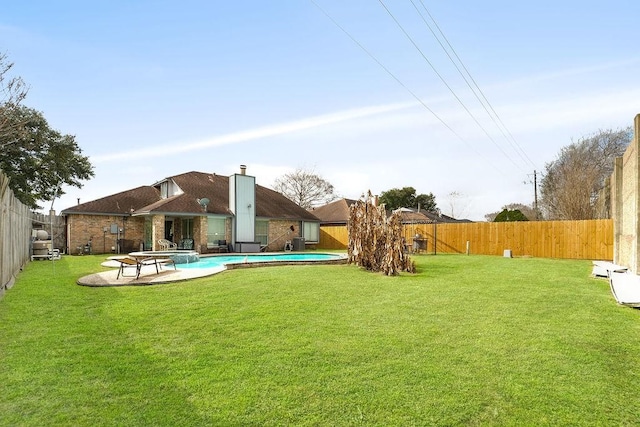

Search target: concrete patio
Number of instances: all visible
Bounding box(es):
[77,258,225,287]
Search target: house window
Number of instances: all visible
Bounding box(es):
[303,222,319,243]
[144,218,152,250]
[256,220,268,246]
[160,182,168,198]
[182,218,193,239]
[207,217,226,245]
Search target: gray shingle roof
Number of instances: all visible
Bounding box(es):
[61,186,160,215]
[309,198,358,224]
[61,171,319,222]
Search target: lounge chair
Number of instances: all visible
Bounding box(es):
[158,238,177,250]
[609,272,640,307]
[115,256,176,280]
[592,260,628,278]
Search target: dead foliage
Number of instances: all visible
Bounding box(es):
[347,192,415,275]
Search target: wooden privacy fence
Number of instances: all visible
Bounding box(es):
[319,225,349,250]
[0,171,31,296]
[320,219,614,260]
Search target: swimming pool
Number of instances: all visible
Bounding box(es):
[176,252,346,269]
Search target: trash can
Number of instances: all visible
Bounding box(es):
[292,237,305,251]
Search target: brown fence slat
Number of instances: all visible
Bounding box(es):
[1,171,32,296]
[319,219,614,260]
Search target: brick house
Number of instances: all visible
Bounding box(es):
[61,166,320,255]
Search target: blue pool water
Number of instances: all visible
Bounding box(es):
[176,253,345,269]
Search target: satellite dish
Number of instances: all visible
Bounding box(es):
[197,198,210,211]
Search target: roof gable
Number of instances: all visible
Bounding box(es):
[139,172,231,215]
[256,185,319,221]
[62,171,319,221]
[61,186,160,215]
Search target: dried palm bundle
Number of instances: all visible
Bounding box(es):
[348,191,415,275]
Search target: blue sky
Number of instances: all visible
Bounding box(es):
[2,1,639,220]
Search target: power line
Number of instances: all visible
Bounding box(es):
[378,0,523,172]
[309,0,508,176]
[414,0,537,170]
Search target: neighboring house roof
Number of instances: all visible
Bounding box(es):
[310,198,359,224]
[393,208,435,224]
[311,198,473,225]
[421,210,473,223]
[393,208,472,223]
[61,170,319,221]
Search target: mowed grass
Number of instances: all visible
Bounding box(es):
[1,254,639,426]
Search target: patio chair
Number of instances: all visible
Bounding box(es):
[158,238,177,250]
[217,240,229,253]
[179,238,194,250]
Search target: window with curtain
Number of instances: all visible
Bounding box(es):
[207,217,226,245]
[160,182,168,198]
[256,220,268,246]
[303,221,319,243]
[182,218,193,239]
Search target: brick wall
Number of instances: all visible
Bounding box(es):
[67,214,145,255]
[266,220,300,251]
[68,213,304,255]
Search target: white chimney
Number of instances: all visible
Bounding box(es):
[240,164,247,175]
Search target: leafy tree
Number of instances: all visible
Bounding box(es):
[485,203,538,222]
[0,52,29,143]
[0,106,94,209]
[494,208,529,222]
[540,127,632,220]
[379,187,437,212]
[273,167,337,209]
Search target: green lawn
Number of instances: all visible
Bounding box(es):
[1,254,639,426]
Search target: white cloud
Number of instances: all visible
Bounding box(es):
[91,102,416,163]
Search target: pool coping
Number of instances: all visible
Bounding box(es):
[77,252,348,287]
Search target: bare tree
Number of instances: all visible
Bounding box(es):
[273,167,337,209]
[446,191,469,219]
[540,127,632,220]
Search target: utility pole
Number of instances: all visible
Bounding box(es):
[533,170,539,219]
